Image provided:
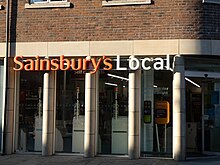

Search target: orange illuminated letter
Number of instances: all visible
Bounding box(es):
[91,58,102,74]
[24,59,34,71]
[51,59,60,70]
[13,55,24,71]
[83,57,91,71]
[40,59,51,70]
[60,55,70,70]
[103,57,112,70]
[71,58,82,70]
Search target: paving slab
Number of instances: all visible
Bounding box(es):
[0,155,220,165]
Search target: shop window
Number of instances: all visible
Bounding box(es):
[17,71,44,152]
[0,60,4,152]
[203,0,220,4]
[55,71,85,153]
[141,70,173,157]
[98,69,128,155]
[102,0,151,6]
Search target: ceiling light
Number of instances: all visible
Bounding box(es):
[107,73,129,81]
[185,77,200,88]
[105,82,118,87]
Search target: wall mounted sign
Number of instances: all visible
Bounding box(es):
[13,55,172,73]
[144,100,152,123]
[155,101,170,124]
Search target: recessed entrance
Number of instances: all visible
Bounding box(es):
[98,70,128,155]
[186,72,220,156]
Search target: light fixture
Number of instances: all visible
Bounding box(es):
[169,68,200,88]
[105,82,118,87]
[107,73,129,81]
[185,77,200,88]
[153,85,158,88]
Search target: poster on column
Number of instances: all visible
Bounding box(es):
[144,100,151,123]
[155,101,170,124]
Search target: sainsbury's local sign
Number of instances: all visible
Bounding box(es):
[13,55,172,73]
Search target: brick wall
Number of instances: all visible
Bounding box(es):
[0,0,220,42]
[0,1,6,42]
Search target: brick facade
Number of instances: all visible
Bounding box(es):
[0,0,220,42]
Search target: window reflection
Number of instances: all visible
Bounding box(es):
[55,71,85,153]
[18,71,43,152]
[98,70,128,154]
[141,70,172,157]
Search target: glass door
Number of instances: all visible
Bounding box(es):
[185,73,220,155]
[185,56,220,155]
[98,70,128,155]
[55,70,85,153]
[202,79,220,152]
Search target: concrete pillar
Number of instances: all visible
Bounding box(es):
[172,55,186,161]
[84,72,96,157]
[95,71,99,155]
[53,72,57,155]
[14,71,20,152]
[128,60,141,159]
[4,58,15,154]
[42,71,55,156]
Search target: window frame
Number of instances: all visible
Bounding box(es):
[30,0,67,4]
[25,0,71,9]
[203,0,220,4]
[102,0,151,7]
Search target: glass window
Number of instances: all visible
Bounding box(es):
[55,70,85,153]
[98,69,128,155]
[185,57,220,155]
[18,71,44,152]
[31,0,67,3]
[102,0,151,6]
[203,0,220,5]
[141,70,173,157]
[185,56,220,73]
[0,60,4,152]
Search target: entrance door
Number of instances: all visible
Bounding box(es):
[98,70,128,155]
[202,79,220,152]
[186,71,220,154]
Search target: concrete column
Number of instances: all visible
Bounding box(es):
[128,64,141,159]
[172,55,186,161]
[14,71,20,152]
[84,72,96,157]
[53,72,57,155]
[4,58,15,154]
[95,71,99,155]
[42,71,55,156]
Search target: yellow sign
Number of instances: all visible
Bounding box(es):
[155,101,170,124]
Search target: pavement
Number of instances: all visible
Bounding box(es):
[0,154,220,165]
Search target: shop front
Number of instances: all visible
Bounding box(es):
[12,55,174,158]
[7,52,216,162]
[12,54,220,159]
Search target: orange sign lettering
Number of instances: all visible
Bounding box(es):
[13,55,113,74]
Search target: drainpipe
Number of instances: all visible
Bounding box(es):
[2,0,10,154]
